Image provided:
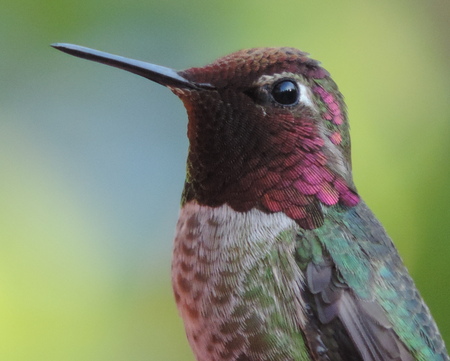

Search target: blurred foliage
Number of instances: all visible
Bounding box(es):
[0,0,449,360]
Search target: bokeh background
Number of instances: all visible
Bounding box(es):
[1,0,449,360]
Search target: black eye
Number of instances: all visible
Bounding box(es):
[271,80,299,105]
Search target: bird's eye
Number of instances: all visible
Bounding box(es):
[271,80,299,106]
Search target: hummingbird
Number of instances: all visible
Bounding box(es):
[52,43,448,361]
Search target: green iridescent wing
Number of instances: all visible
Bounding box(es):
[296,201,448,361]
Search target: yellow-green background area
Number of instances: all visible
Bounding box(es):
[1,1,449,360]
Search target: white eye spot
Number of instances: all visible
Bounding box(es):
[297,83,316,110]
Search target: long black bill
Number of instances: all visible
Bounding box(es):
[51,43,213,90]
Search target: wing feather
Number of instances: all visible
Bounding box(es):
[305,260,414,361]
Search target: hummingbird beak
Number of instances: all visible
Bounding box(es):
[51,43,214,90]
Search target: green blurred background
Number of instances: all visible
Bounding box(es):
[1,0,449,360]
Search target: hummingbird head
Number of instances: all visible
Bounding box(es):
[175,48,359,229]
[52,44,359,229]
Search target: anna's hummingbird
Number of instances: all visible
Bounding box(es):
[52,43,448,361]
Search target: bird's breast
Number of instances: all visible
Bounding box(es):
[171,202,308,361]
